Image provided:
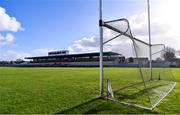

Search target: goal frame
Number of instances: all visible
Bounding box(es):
[99,0,176,110]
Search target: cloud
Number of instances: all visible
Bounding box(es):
[130,13,171,37]
[67,11,180,58]
[130,13,180,50]
[0,48,56,61]
[33,48,54,56]
[68,36,99,53]
[1,50,31,61]
[67,14,147,55]
[0,7,23,32]
[0,6,24,46]
[0,33,14,45]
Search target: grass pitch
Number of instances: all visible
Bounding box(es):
[0,67,179,114]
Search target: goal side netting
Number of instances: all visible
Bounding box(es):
[102,18,176,110]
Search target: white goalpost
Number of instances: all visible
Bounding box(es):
[99,0,104,97]
[147,0,153,81]
[99,0,176,110]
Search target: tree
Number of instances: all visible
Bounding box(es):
[161,47,176,61]
[128,57,134,63]
[156,57,162,61]
[177,50,180,57]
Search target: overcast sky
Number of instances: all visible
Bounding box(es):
[0,0,180,60]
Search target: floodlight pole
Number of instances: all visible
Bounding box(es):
[147,0,153,80]
[99,0,104,97]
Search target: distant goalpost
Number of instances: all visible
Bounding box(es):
[99,0,176,110]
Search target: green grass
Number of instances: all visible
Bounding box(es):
[0,67,180,114]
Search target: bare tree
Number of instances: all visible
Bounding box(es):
[161,47,176,61]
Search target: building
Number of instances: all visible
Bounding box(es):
[48,50,69,56]
[169,58,180,67]
[25,51,125,67]
[125,57,149,66]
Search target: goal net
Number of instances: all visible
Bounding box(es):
[101,18,176,110]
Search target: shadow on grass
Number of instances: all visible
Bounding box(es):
[57,97,158,114]
[56,81,173,114]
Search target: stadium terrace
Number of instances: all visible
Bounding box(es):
[24,50,147,67]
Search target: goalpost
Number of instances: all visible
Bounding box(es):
[147,0,153,81]
[99,0,176,110]
[99,0,104,97]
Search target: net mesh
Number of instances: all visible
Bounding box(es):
[103,19,176,109]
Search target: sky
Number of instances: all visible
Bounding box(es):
[0,0,180,60]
